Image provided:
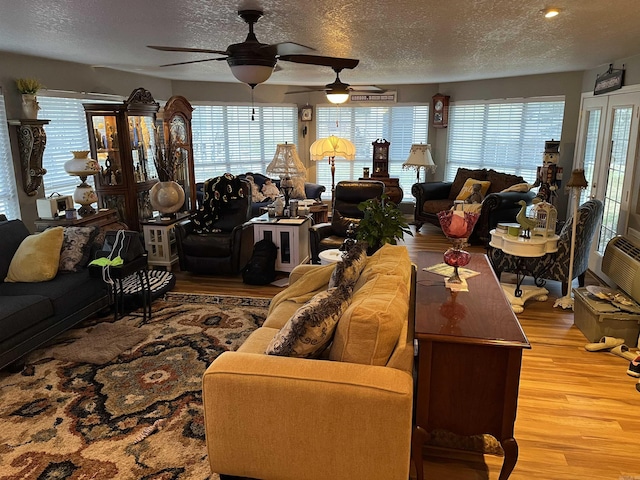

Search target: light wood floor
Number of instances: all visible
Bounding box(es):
[172,223,640,480]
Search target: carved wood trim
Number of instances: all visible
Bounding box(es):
[9,119,50,196]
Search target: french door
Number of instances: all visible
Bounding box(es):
[574,90,640,279]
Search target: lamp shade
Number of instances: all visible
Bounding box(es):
[402,143,436,173]
[309,135,356,161]
[266,143,306,178]
[228,64,275,86]
[566,168,588,188]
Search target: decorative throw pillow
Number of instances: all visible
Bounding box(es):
[265,284,352,358]
[290,177,306,200]
[59,226,99,272]
[328,242,368,288]
[455,178,491,201]
[501,182,531,193]
[5,226,64,283]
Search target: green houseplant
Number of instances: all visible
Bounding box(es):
[356,193,412,253]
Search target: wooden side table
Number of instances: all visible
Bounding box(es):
[141,213,191,270]
[248,214,311,272]
[308,203,329,224]
[359,177,404,204]
[34,208,124,233]
[412,252,530,480]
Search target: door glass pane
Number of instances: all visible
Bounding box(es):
[579,109,601,205]
[598,106,632,254]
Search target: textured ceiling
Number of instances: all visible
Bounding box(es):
[1,0,639,88]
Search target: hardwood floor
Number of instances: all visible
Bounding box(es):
[172,223,640,480]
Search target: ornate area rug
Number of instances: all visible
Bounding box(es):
[0,294,269,480]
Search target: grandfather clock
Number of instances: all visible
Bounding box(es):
[361,139,403,204]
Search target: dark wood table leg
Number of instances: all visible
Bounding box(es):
[411,425,429,480]
[499,437,518,480]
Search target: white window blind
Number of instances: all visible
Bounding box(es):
[191,104,298,181]
[316,105,429,200]
[0,92,20,219]
[38,96,94,197]
[446,98,565,183]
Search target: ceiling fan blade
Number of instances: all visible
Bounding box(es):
[148,45,229,55]
[284,87,326,95]
[349,86,385,93]
[279,54,359,70]
[265,42,316,56]
[159,57,227,67]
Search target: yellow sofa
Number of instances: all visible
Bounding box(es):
[202,244,415,480]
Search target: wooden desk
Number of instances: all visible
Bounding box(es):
[412,252,530,480]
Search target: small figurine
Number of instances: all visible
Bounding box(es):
[261,178,280,200]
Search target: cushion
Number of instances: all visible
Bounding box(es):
[355,244,412,292]
[331,211,361,237]
[501,182,531,193]
[290,176,307,200]
[328,242,368,288]
[455,178,491,201]
[422,199,454,215]
[5,227,64,283]
[266,284,352,358]
[59,226,99,272]
[452,203,483,214]
[485,169,525,194]
[329,273,409,366]
[448,168,488,200]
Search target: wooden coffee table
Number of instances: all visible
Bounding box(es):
[412,252,530,480]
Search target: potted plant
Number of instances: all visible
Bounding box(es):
[15,77,44,119]
[356,193,413,253]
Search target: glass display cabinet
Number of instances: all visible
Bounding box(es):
[157,95,196,212]
[84,88,160,229]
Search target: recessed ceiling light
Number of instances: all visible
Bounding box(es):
[543,8,560,18]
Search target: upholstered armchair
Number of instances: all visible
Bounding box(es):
[411,168,536,245]
[488,199,604,295]
[309,180,385,263]
[175,174,254,275]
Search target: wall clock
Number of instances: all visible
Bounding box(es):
[300,105,313,122]
[432,94,450,128]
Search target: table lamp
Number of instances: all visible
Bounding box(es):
[402,143,436,182]
[309,135,355,208]
[266,143,306,206]
[64,150,100,215]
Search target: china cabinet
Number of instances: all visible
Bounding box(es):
[84,88,160,230]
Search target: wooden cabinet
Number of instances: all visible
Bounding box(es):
[249,215,311,272]
[84,88,160,230]
[141,213,191,270]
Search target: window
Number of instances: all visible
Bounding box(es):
[0,91,19,218]
[38,96,94,197]
[446,97,565,183]
[191,104,298,181]
[316,105,429,200]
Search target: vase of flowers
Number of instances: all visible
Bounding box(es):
[150,143,186,215]
[15,78,44,119]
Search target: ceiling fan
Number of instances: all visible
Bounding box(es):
[285,66,385,104]
[148,9,359,88]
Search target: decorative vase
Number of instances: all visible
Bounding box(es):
[149,180,185,215]
[21,94,40,119]
[437,208,480,284]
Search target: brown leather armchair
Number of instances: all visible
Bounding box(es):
[309,180,385,263]
[175,174,254,274]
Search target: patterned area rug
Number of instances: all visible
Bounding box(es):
[0,294,270,480]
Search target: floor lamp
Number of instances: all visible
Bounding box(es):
[309,135,356,209]
[554,168,588,310]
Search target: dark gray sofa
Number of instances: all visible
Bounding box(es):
[0,216,110,370]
